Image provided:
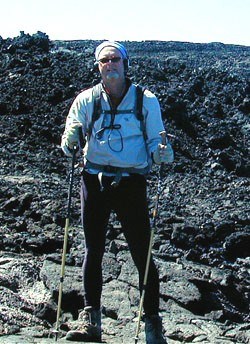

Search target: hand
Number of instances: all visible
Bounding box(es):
[65,122,82,149]
[153,143,174,164]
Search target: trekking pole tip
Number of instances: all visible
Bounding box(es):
[49,328,59,341]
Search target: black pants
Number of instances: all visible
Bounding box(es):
[80,171,160,315]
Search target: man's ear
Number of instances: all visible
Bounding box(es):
[93,61,99,72]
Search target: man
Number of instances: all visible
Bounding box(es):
[61,41,173,343]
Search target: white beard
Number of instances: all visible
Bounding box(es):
[106,71,119,80]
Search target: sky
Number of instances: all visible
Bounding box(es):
[1,0,249,46]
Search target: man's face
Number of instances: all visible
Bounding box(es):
[98,47,125,82]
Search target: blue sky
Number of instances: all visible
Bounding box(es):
[1,0,249,46]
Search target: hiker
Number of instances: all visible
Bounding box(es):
[61,40,174,343]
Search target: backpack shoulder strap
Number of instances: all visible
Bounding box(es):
[87,83,102,138]
[135,84,145,121]
[135,84,147,140]
[92,83,103,121]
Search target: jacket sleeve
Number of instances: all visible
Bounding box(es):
[61,91,90,156]
[143,90,165,154]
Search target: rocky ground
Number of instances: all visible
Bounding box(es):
[0,32,249,343]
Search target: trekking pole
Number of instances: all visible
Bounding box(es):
[54,145,77,341]
[134,131,166,344]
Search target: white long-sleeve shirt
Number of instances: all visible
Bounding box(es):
[61,81,165,173]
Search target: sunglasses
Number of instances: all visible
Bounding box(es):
[98,57,122,64]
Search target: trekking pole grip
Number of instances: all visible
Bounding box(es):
[159,130,167,145]
[159,131,167,177]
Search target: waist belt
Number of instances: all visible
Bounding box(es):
[85,160,149,188]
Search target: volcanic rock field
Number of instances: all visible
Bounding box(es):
[0,32,249,343]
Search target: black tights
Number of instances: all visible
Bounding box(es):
[80,171,160,315]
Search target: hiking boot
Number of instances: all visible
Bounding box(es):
[144,314,167,344]
[65,306,101,342]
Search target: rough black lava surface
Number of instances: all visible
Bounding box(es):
[0,32,249,343]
